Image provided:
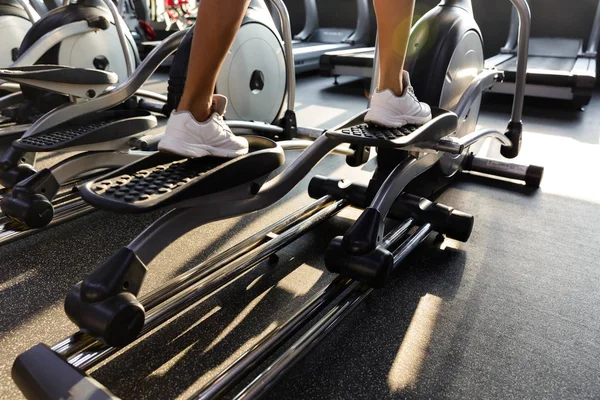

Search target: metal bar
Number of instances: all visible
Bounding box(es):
[68,200,347,370]
[279,140,354,157]
[10,21,94,69]
[0,124,30,139]
[233,224,431,400]
[135,90,168,103]
[508,0,531,123]
[587,0,600,55]
[53,196,334,358]
[467,156,530,181]
[268,0,295,109]
[501,6,519,52]
[0,201,94,247]
[192,276,354,400]
[233,281,368,400]
[455,129,511,149]
[102,0,134,76]
[16,0,40,22]
[392,224,433,263]
[197,219,416,400]
[140,197,335,310]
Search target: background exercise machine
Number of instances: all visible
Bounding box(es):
[485,0,600,109]
[11,0,544,398]
[289,0,373,73]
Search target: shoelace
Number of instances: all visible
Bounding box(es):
[214,114,234,135]
[406,86,426,112]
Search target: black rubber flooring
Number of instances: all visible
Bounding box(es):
[0,74,598,399]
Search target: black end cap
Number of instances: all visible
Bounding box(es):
[501,121,523,159]
[325,237,394,288]
[65,284,145,348]
[13,344,120,400]
[525,165,544,188]
[0,163,36,189]
[445,210,475,243]
[1,192,54,228]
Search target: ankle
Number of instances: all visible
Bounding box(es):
[378,83,404,97]
[177,98,212,123]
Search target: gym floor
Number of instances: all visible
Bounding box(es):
[0,72,599,399]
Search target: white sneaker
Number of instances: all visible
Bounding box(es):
[365,71,432,128]
[158,95,249,158]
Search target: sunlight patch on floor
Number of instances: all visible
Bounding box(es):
[296,105,347,128]
[277,263,324,296]
[0,270,37,292]
[203,288,272,354]
[388,294,443,392]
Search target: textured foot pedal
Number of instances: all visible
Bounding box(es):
[326,108,458,149]
[14,110,156,152]
[80,136,285,213]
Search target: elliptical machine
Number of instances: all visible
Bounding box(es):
[0,0,293,236]
[0,0,141,135]
[12,0,542,398]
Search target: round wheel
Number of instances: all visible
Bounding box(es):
[216,22,286,124]
[437,30,484,178]
[0,16,32,67]
[1,193,54,228]
[57,25,136,83]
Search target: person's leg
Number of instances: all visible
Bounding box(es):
[159,0,251,158]
[178,0,251,122]
[373,0,415,95]
[365,0,432,127]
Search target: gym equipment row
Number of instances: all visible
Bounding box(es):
[320,0,600,109]
[0,0,544,398]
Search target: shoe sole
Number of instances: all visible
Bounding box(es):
[158,135,249,159]
[364,110,432,128]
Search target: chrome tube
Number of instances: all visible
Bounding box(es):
[279,140,354,157]
[53,197,334,358]
[16,0,39,22]
[0,199,93,247]
[508,0,531,123]
[587,0,600,55]
[233,223,431,400]
[455,129,512,149]
[267,0,295,109]
[209,219,416,400]
[192,277,354,400]
[233,281,368,400]
[68,200,347,370]
[103,0,134,76]
[139,196,335,310]
[135,90,169,103]
[392,224,433,263]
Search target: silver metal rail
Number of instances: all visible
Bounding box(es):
[508,0,531,123]
[61,199,346,370]
[194,218,417,400]
[102,0,134,76]
[232,223,433,400]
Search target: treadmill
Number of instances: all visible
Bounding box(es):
[485,2,600,108]
[292,0,372,73]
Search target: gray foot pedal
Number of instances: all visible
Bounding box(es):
[14,110,156,152]
[80,136,285,213]
[326,108,457,149]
